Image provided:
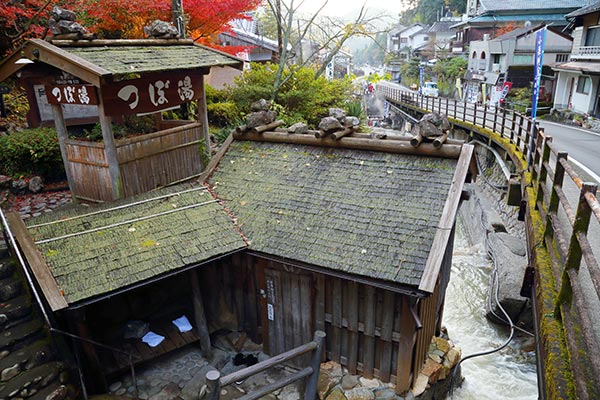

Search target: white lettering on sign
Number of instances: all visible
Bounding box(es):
[177,76,194,101]
[78,86,90,104]
[149,80,170,106]
[267,303,274,321]
[117,85,139,109]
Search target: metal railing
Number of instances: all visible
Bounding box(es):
[379,82,600,399]
[206,331,325,400]
[0,208,140,399]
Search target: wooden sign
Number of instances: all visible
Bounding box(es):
[101,71,202,116]
[45,84,99,105]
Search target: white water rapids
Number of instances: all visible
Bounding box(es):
[444,221,538,399]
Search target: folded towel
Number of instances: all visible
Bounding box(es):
[142,331,165,347]
[172,315,193,333]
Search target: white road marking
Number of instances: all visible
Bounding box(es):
[569,156,600,184]
[540,120,600,139]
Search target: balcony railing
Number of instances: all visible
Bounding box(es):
[571,45,600,59]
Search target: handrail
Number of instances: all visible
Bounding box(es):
[379,82,600,399]
[0,208,139,399]
[206,331,326,400]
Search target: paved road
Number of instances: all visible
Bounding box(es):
[539,120,600,184]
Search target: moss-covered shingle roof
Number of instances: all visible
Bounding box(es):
[208,141,458,287]
[26,184,246,305]
[64,44,241,75]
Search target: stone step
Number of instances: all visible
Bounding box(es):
[0,258,15,279]
[0,276,22,301]
[31,382,75,400]
[0,339,54,374]
[0,294,32,325]
[0,318,44,350]
[0,360,66,399]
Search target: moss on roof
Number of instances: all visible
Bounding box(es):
[26,183,246,304]
[65,44,241,75]
[208,141,458,287]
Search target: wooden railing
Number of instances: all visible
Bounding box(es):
[379,82,600,399]
[206,331,325,400]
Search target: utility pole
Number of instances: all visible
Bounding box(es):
[172,0,185,38]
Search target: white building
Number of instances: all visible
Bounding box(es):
[553,1,600,115]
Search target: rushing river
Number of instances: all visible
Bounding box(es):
[444,221,538,400]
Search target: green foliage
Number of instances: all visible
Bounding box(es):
[227,63,354,127]
[366,72,390,83]
[207,102,241,126]
[81,114,156,141]
[431,56,467,97]
[0,127,64,180]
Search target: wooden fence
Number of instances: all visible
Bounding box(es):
[64,122,203,202]
[379,82,600,399]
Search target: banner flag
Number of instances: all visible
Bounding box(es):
[531,28,547,119]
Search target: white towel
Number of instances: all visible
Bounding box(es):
[141,331,165,347]
[172,315,193,333]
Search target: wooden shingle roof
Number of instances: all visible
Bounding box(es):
[63,44,241,76]
[208,140,463,289]
[22,184,247,308]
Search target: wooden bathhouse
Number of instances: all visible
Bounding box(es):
[0,38,243,202]
[5,125,474,395]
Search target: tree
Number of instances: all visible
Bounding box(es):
[263,0,385,100]
[73,0,170,38]
[226,62,353,126]
[0,0,55,56]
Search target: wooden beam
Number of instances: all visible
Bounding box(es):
[199,132,234,182]
[29,39,110,86]
[234,131,463,159]
[419,144,474,293]
[97,87,123,200]
[190,269,212,357]
[5,213,68,311]
[396,296,416,395]
[51,104,77,200]
[50,39,195,47]
[197,74,211,165]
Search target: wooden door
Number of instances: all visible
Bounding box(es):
[260,263,314,359]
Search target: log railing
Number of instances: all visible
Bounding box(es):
[206,331,326,400]
[378,82,600,399]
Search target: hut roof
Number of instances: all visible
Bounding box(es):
[11,134,472,311]
[17,183,247,308]
[0,39,243,84]
[208,139,468,290]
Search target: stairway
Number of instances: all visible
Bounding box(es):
[0,245,78,399]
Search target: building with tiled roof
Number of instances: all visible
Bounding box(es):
[6,128,474,396]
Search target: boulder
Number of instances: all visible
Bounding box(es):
[11,179,28,194]
[343,116,360,128]
[143,20,179,38]
[318,117,343,133]
[52,6,76,21]
[345,387,374,400]
[0,175,11,188]
[251,99,270,112]
[28,176,44,194]
[329,108,347,121]
[246,111,277,129]
[288,122,309,134]
[486,231,532,328]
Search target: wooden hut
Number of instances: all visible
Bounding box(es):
[6,131,474,395]
[0,38,243,202]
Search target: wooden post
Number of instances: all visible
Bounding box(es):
[396,296,416,395]
[304,330,326,400]
[346,281,359,374]
[197,74,211,166]
[66,309,108,393]
[51,104,77,201]
[544,151,568,238]
[206,370,221,400]
[97,90,123,200]
[363,286,376,379]
[190,269,212,357]
[453,98,457,119]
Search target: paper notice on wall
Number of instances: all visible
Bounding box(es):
[267,303,274,321]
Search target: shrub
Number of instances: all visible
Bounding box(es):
[0,127,64,180]
[227,63,353,127]
[207,102,240,126]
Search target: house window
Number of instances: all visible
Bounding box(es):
[423,36,429,41]
[493,54,501,64]
[556,53,569,63]
[401,37,408,43]
[576,76,591,94]
[585,26,600,46]
[478,51,486,70]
